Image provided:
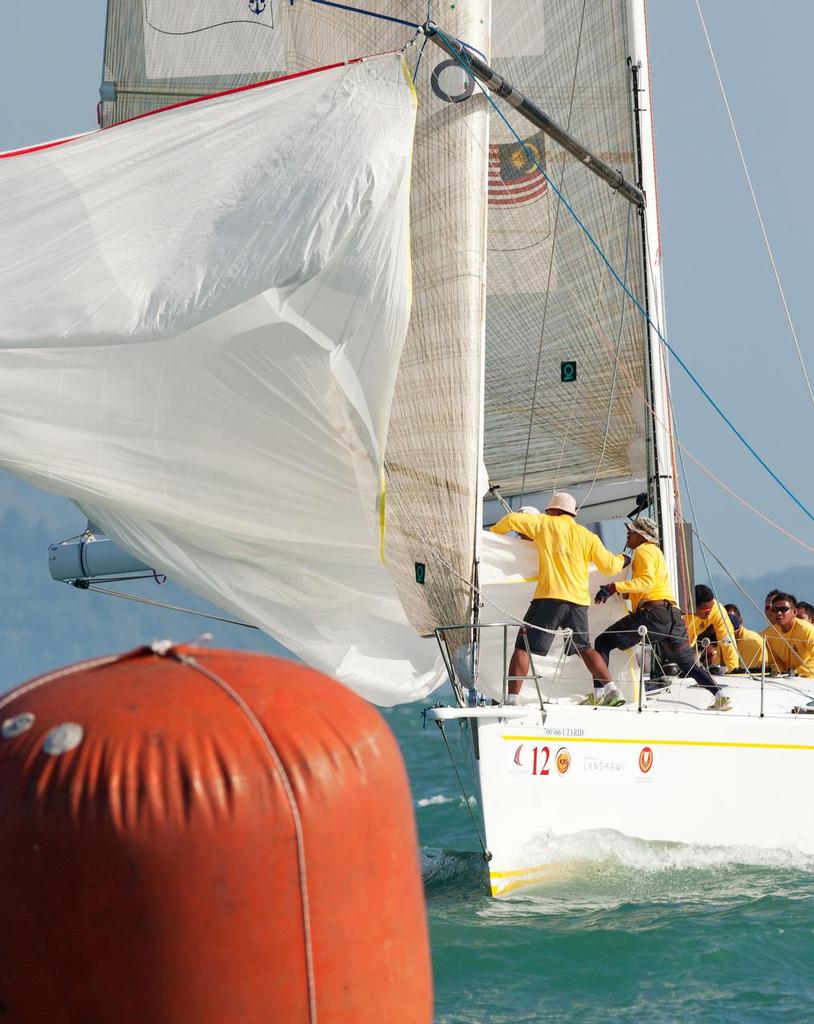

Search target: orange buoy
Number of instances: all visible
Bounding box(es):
[0,645,432,1023]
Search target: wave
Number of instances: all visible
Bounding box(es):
[416,793,476,808]
[517,828,814,875]
[416,794,455,807]
[419,830,814,914]
[483,829,814,914]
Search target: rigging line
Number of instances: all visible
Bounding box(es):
[585,306,814,554]
[687,526,804,671]
[520,0,589,501]
[670,407,745,670]
[694,0,814,413]
[70,582,260,628]
[578,202,633,512]
[640,208,693,602]
[411,31,429,78]
[440,27,814,525]
[665,377,695,605]
[308,0,420,30]
[553,190,621,493]
[435,721,490,859]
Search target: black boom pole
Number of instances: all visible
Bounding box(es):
[423,23,646,209]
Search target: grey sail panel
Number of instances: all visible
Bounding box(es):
[484,0,650,509]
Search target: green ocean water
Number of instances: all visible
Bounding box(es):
[382,699,814,1023]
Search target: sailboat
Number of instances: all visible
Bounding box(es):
[2,0,813,897]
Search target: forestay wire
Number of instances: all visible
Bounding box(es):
[436,27,814,526]
[694,0,814,414]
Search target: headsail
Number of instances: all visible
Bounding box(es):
[100,1,491,639]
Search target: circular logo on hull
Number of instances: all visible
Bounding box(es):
[556,747,571,775]
[639,746,654,773]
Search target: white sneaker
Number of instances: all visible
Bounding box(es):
[505,694,521,706]
[600,686,625,707]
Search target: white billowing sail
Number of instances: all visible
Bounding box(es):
[0,55,446,704]
[100,0,491,643]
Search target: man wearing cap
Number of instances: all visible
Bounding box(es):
[593,517,731,711]
[686,584,739,674]
[490,492,629,706]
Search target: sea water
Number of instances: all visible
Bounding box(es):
[382,701,814,1023]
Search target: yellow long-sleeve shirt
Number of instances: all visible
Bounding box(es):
[734,625,765,672]
[761,618,814,677]
[685,599,739,672]
[490,512,625,606]
[613,542,676,612]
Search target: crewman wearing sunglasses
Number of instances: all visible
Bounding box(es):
[761,594,814,676]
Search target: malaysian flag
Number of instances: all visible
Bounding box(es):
[488,130,547,207]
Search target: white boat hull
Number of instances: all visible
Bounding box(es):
[428,678,814,895]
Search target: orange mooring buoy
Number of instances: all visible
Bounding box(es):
[0,645,432,1023]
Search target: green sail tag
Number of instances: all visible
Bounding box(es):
[560,360,577,383]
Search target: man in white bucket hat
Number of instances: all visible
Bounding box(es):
[490,492,630,706]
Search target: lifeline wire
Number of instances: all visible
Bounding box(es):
[694,0,814,413]
[436,26,814,525]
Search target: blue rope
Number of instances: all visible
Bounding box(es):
[307,0,420,29]
[437,27,814,526]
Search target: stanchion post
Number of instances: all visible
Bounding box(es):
[637,625,648,713]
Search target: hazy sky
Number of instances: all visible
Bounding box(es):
[0,1,812,589]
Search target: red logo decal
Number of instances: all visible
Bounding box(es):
[639,746,654,773]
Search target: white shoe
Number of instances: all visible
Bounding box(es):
[600,686,625,707]
[505,694,521,706]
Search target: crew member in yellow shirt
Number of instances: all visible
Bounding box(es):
[761,593,814,677]
[724,603,765,673]
[490,492,628,706]
[686,584,739,674]
[593,516,731,711]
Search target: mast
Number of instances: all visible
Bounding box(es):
[626,0,679,591]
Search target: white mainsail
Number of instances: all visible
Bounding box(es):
[485,0,655,518]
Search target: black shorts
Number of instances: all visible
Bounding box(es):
[515,598,591,656]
